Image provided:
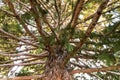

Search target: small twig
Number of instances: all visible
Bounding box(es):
[43,17,60,43]
[17,0,30,9]
[0,8,15,17]
[97,15,120,24]
[90,73,103,80]
[70,62,85,68]
[107,71,120,76]
[39,0,57,25]
[54,0,61,27]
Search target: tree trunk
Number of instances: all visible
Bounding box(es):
[42,48,73,80]
[42,64,73,80]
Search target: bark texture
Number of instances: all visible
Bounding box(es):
[42,48,73,80]
[43,65,73,80]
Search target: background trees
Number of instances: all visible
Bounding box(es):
[0,0,120,80]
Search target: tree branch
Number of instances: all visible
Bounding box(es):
[54,0,61,26]
[0,47,36,54]
[83,2,120,22]
[0,61,46,67]
[63,0,109,66]
[107,71,120,76]
[1,74,45,80]
[29,0,47,37]
[43,17,60,43]
[0,29,38,47]
[5,0,37,41]
[2,57,30,64]
[29,0,55,54]
[0,8,15,17]
[0,51,48,57]
[70,65,120,74]
[39,0,57,24]
[70,0,84,28]
[71,0,109,56]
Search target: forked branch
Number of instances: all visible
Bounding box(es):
[63,0,109,66]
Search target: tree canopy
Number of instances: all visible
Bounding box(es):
[0,0,120,80]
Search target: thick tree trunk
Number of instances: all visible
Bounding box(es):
[42,48,73,80]
[42,65,73,80]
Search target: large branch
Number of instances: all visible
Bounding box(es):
[71,0,109,57]
[29,0,47,37]
[67,0,85,40]
[63,0,109,66]
[0,29,38,47]
[0,51,48,57]
[0,61,46,67]
[2,57,30,64]
[29,0,55,54]
[0,47,36,54]
[70,65,120,74]
[70,0,84,28]
[0,74,45,80]
[5,0,37,41]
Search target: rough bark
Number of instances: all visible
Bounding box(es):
[42,65,73,80]
[42,48,73,80]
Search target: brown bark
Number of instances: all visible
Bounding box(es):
[42,48,73,80]
[42,65,73,80]
[70,65,120,74]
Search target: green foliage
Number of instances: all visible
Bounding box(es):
[15,64,44,76]
[20,0,29,3]
[15,69,32,76]
[21,12,33,22]
[89,0,104,3]
[98,53,116,66]
[113,40,120,51]
[114,51,120,58]
[38,36,45,49]
[2,23,23,36]
[65,42,74,52]
[114,51,120,64]
[74,30,85,38]
[0,56,6,63]
[46,34,56,46]
[97,71,120,80]
[59,24,75,46]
